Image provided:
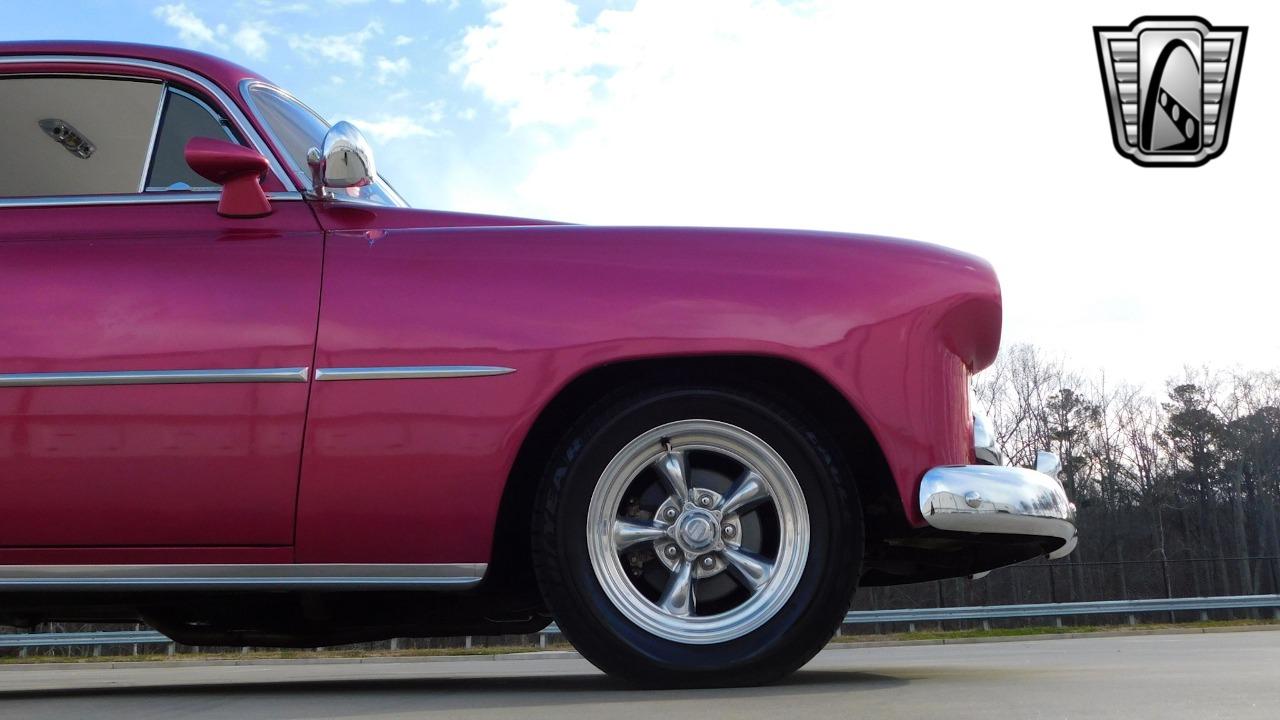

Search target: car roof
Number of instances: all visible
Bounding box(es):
[0,41,270,95]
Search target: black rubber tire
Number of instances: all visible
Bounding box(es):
[533,384,863,687]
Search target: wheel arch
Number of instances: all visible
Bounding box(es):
[483,354,905,606]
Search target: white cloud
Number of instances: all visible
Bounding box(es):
[153,3,224,49]
[231,21,273,59]
[420,99,446,124]
[375,55,412,84]
[288,20,382,67]
[453,0,605,127]
[348,115,435,142]
[393,35,414,46]
[154,4,279,60]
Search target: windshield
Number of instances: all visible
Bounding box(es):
[244,82,406,207]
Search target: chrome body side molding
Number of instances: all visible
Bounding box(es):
[314,366,516,381]
[0,366,514,386]
[0,367,309,387]
[0,563,487,591]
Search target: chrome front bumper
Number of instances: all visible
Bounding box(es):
[919,452,1078,560]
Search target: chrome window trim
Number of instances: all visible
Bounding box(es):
[240,79,409,208]
[138,79,169,193]
[0,55,297,192]
[0,367,309,387]
[0,190,303,209]
[0,563,486,591]
[314,366,516,381]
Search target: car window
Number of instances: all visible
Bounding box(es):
[244,84,328,189]
[0,76,163,198]
[144,88,241,191]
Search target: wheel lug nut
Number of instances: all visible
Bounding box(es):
[700,555,716,569]
[664,545,679,558]
[664,507,678,520]
[723,524,736,538]
[698,495,712,507]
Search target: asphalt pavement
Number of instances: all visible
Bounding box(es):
[2,631,1278,719]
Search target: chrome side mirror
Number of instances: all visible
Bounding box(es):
[306,120,375,197]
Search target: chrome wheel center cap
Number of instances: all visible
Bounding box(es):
[674,507,718,553]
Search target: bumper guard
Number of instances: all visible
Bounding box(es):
[919,451,1078,560]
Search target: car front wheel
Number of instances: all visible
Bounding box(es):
[534,385,862,686]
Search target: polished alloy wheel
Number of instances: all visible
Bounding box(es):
[586,419,810,644]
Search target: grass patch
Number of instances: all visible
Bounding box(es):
[831,617,1278,644]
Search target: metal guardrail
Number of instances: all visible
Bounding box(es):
[3,595,1278,650]
[0,630,169,649]
[838,594,1280,624]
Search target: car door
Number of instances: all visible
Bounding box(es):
[0,72,321,554]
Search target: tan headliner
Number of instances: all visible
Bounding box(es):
[0,76,162,197]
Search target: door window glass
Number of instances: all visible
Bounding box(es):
[144,88,241,191]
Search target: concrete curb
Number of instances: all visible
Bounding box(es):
[3,625,1276,672]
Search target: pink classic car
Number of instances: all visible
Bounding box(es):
[0,42,1075,685]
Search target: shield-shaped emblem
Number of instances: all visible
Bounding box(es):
[1094,17,1247,166]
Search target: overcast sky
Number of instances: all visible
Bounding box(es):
[10,1,1277,390]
